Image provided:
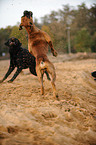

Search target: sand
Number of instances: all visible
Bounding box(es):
[0,53,96,145]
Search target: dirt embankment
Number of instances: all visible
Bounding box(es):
[0,54,96,145]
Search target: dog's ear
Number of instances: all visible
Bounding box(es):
[15,38,22,47]
[24,10,28,16]
[17,40,22,47]
[29,11,33,17]
[23,10,33,18]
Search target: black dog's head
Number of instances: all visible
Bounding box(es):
[19,10,33,30]
[5,37,22,48]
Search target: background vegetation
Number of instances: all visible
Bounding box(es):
[0,3,96,56]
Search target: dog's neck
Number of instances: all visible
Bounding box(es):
[9,46,21,56]
[24,24,39,34]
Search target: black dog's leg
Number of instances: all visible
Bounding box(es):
[8,68,22,82]
[0,66,15,83]
[29,67,37,76]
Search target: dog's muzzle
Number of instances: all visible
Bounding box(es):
[10,42,15,46]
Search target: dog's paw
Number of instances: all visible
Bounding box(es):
[53,50,58,57]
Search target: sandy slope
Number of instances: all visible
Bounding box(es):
[0,54,96,145]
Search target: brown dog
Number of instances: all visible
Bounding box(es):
[19,11,58,98]
[19,11,57,57]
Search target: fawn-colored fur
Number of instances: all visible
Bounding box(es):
[19,11,58,98]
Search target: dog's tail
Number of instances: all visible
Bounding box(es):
[40,61,51,81]
[40,61,46,69]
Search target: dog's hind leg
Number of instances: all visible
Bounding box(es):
[48,65,58,98]
[0,66,15,83]
[51,80,58,99]
[8,68,22,82]
[36,67,44,95]
[40,73,44,95]
[51,73,58,99]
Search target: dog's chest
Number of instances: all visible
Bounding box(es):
[29,32,45,40]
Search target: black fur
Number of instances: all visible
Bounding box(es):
[0,37,37,83]
[23,10,33,18]
[91,71,96,80]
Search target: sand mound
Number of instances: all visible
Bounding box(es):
[0,54,96,145]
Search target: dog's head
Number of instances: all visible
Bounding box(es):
[19,10,33,30]
[23,10,33,18]
[5,37,22,48]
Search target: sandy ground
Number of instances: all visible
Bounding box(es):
[0,53,96,145]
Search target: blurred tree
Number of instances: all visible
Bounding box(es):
[0,26,12,55]
[49,22,67,51]
[34,18,42,29]
[41,25,54,42]
[74,3,89,29]
[74,28,92,52]
[91,32,96,52]
[48,5,73,52]
[41,15,50,25]
[10,25,28,49]
[0,3,96,55]
[49,11,58,23]
[88,4,96,35]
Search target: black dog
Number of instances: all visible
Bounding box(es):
[0,37,37,83]
[91,71,96,80]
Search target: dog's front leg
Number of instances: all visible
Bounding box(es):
[42,31,58,57]
[8,68,22,82]
[0,66,15,83]
[48,41,58,57]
